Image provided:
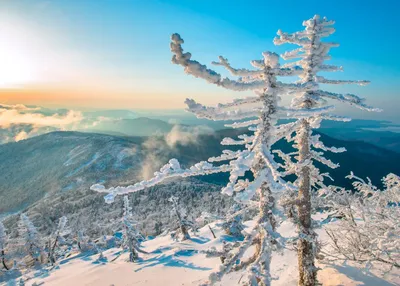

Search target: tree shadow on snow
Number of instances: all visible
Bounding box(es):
[218,234,244,243]
[188,236,210,244]
[59,251,95,265]
[150,246,173,254]
[134,252,212,272]
[0,269,22,284]
[33,268,51,279]
[174,249,197,257]
[92,254,108,265]
[331,264,397,286]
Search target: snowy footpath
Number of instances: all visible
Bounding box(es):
[5,217,399,286]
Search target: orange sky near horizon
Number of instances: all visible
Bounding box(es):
[0,85,233,110]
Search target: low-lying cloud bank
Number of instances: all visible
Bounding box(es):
[0,103,107,143]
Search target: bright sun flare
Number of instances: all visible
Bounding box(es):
[0,20,42,88]
[0,45,36,88]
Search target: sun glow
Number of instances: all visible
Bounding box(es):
[0,20,42,88]
[0,43,37,88]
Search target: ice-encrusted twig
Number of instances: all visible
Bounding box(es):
[91,159,231,203]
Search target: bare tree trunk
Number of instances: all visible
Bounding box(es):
[48,235,59,265]
[1,250,8,270]
[129,242,138,262]
[297,119,317,286]
[258,182,276,286]
[208,225,217,239]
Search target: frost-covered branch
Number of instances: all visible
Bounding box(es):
[185,98,259,121]
[316,76,370,86]
[171,34,268,91]
[323,174,400,270]
[310,134,346,153]
[311,150,339,169]
[220,134,255,146]
[225,119,260,129]
[208,150,244,162]
[316,90,381,111]
[212,56,265,77]
[280,105,335,117]
[91,159,231,203]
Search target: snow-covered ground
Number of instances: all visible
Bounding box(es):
[5,216,399,286]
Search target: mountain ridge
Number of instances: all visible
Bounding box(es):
[1,128,399,214]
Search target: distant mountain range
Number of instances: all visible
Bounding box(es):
[83,117,173,137]
[0,130,234,237]
[1,125,399,215]
[81,116,400,153]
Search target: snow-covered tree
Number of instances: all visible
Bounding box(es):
[122,196,144,262]
[273,15,379,285]
[47,216,70,264]
[221,204,245,238]
[76,230,89,252]
[168,196,197,241]
[18,214,41,262]
[0,221,8,270]
[323,173,400,271]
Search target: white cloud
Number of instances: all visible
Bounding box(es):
[0,103,85,143]
[165,125,214,147]
[140,125,215,179]
[0,106,83,128]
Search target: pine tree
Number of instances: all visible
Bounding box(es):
[76,230,89,252]
[273,15,379,286]
[18,214,41,263]
[154,221,163,236]
[47,216,70,265]
[168,196,197,240]
[122,196,144,262]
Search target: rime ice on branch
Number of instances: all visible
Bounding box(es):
[273,15,379,286]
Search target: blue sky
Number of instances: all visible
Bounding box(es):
[0,0,399,122]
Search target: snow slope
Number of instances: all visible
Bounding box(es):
[7,215,399,286]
